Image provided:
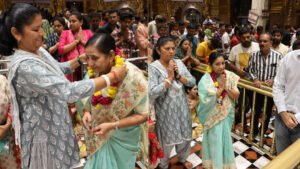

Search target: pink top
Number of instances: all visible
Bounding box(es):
[59,29,93,62]
[135,24,149,57]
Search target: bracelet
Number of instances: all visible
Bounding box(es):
[114,121,118,130]
[101,75,111,87]
[111,71,119,82]
[77,55,82,65]
[165,79,172,85]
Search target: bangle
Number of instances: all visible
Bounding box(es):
[101,75,111,87]
[77,55,82,65]
[165,79,172,85]
[111,71,119,82]
[114,121,118,130]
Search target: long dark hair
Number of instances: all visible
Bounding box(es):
[0,3,41,56]
[152,36,174,61]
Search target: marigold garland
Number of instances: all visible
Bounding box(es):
[87,54,124,109]
[207,66,227,109]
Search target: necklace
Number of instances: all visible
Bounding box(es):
[87,54,124,109]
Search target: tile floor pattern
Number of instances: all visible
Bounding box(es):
[75,117,275,169]
[134,117,275,169]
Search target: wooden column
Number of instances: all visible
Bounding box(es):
[0,0,11,11]
[209,0,219,17]
[83,0,87,13]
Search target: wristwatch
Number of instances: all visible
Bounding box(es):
[77,55,83,65]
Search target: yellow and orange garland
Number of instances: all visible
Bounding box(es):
[87,55,124,109]
[206,66,227,109]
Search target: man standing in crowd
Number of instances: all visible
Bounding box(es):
[255,26,263,42]
[178,21,185,37]
[182,24,198,56]
[196,37,220,63]
[90,12,101,33]
[99,9,119,34]
[282,25,292,46]
[213,22,225,42]
[273,49,300,155]
[204,22,214,40]
[222,23,232,57]
[271,29,289,57]
[111,12,136,58]
[228,27,259,126]
[229,27,259,77]
[135,18,150,57]
[247,33,282,136]
[148,15,163,36]
[100,11,109,27]
[203,14,213,25]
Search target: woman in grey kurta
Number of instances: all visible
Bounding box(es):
[148,37,196,169]
[0,4,127,169]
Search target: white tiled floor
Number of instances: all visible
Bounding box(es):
[233,141,250,154]
[235,155,252,169]
[253,156,271,169]
[186,153,202,167]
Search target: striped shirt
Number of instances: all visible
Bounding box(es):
[247,49,282,81]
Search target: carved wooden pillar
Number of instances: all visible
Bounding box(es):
[209,0,219,17]
[0,0,11,11]
[83,0,87,13]
[285,0,293,26]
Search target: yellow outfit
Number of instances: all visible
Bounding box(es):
[196,41,217,63]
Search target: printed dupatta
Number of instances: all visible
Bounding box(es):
[197,70,239,130]
[84,61,148,157]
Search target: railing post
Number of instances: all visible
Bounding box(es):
[240,88,246,135]
[249,91,257,141]
[259,96,268,147]
[270,130,276,155]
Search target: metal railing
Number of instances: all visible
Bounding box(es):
[192,63,276,158]
[264,139,300,169]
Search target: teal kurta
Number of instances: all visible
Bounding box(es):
[197,70,239,169]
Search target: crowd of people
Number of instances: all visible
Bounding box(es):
[1,2,300,169]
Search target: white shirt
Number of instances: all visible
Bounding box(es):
[273,50,300,123]
[222,32,230,55]
[228,42,260,69]
[271,43,289,57]
[148,20,156,36]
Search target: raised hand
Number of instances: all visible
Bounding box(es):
[219,74,227,90]
[167,60,175,80]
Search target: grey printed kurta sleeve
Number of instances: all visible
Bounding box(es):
[58,61,73,75]
[16,60,95,103]
[148,65,167,101]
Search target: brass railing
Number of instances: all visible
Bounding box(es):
[264,139,300,169]
[192,63,276,158]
